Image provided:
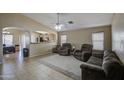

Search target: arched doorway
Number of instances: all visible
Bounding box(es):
[2,27,30,62]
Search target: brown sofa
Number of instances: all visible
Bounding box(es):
[80,50,124,80]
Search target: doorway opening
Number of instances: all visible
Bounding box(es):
[2,27,30,62]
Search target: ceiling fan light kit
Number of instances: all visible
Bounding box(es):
[55,23,63,31]
[54,13,64,31]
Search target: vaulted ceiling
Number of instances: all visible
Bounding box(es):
[23,13,113,31]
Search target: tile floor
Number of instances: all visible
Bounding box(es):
[0,52,73,80]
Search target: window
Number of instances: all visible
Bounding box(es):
[92,32,104,50]
[3,34,13,46]
[61,35,67,45]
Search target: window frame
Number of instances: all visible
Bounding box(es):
[60,35,67,45]
[92,31,104,50]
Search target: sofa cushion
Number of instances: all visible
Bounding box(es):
[103,57,120,63]
[102,59,123,79]
[103,51,121,64]
[102,50,124,79]
[92,50,104,59]
[87,56,103,66]
[107,53,117,58]
[104,50,112,58]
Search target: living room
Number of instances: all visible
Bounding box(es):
[1,0,124,93]
[0,13,124,80]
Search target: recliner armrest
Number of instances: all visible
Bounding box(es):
[81,51,92,62]
[82,51,91,54]
[82,51,92,57]
[59,47,64,50]
[73,50,82,55]
[74,50,81,52]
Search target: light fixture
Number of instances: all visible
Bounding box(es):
[54,13,63,31]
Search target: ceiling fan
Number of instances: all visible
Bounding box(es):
[54,13,74,31]
[54,13,63,31]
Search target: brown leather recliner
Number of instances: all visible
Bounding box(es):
[59,43,72,56]
[73,44,93,62]
[52,45,61,53]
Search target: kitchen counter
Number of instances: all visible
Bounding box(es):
[29,42,56,57]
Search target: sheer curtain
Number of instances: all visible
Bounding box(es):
[61,35,67,45]
[3,34,13,46]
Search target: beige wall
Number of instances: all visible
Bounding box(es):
[13,32,20,45]
[0,13,57,63]
[112,14,124,63]
[59,25,111,50]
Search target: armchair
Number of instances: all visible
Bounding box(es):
[52,45,61,53]
[73,44,93,62]
[59,43,72,56]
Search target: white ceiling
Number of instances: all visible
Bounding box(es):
[23,13,113,31]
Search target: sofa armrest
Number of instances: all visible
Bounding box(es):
[80,62,103,72]
[80,62,105,80]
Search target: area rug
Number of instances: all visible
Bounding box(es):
[40,54,82,80]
